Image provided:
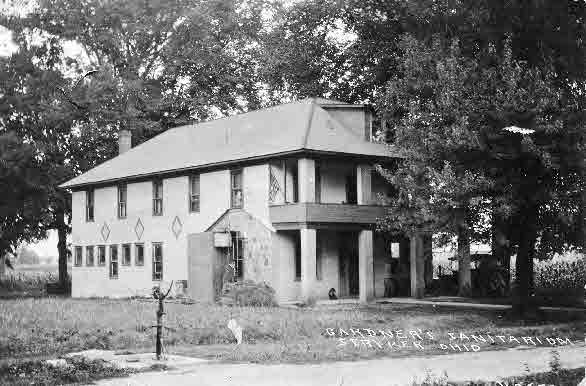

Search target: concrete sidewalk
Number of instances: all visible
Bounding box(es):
[95,344,585,386]
[375,297,586,312]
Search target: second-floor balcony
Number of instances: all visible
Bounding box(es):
[269,202,389,229]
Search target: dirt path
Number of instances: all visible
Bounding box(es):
[96,344,584,386]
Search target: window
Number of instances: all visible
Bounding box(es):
[231,232,244,280]
[86,246,94,267]
[122,244,131,266]
[294,233,301,281]
[152,179,163,215]
[189,174,200,212]
[152,243,163,281]
[109,245,118,279]
[230,169,243,208]
[85,189,94,222]
[74,246,83,267]
[135,244,144,266]
[97,245,106,266]
[118,184,127,218]
[345,172,357,204]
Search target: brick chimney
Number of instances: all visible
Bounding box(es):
[118,129,132,154]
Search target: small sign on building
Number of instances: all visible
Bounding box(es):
[214,232,231,248]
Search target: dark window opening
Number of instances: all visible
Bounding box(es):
[86,190,94,222]
[230,232,244,280]
[97,245,106,266]
[152,243,163,281]
[86,246,94,266]
[122,244,131,266]
[345,172,357,204]
[74,246,82,267]
[231,170,243,208]
[189,174,200,212]
[153,180,163,215]
[118,184,127,218]
[294,232,301,281]
[109,245,118,279]
[135,244,144,266]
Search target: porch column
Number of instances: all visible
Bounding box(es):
[357,164,372,205]
[410,233,425,299]
[298,158,315,203]
[359,230,374,303]
[300,228,317,299]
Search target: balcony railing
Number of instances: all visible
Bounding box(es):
[269,202,389,227]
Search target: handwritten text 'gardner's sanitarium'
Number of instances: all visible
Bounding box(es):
[324,328,576,352]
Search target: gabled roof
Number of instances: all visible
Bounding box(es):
[60,98,398,189]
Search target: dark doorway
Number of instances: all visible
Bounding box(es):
[338,232,359,297]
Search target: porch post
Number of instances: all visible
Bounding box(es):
[356,164,372,205]
[410,233,425,299]
[298,158,315,203]
[359,229,374,303]
[300,228,317,300]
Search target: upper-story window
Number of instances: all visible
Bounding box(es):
[118,184,127,219]
[189,174,200,212]
[152,179,163,216]
[230,169,243,208]
[85,189,94,222]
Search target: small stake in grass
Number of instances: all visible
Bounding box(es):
[152,281,173,360]
[227,319,243,345]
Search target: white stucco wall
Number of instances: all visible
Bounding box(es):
[71,164,269,298]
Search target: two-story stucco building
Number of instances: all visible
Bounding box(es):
[61,98,430,303]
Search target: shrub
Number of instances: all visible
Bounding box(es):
[533,257,585,306]
[221,280,277,307]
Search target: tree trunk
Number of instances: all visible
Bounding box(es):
[512,207,538,316]
[56,209,69,289]
[457,224,471,297]
[423,235,433,289]
[491,216,511,294]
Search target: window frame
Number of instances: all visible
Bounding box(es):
[230,232,245,281]
[86,246,95,267]
[135,243,145,266]
[74,246,83,267]
[152,179,163,216]
[230,169,243,209]
[121,243,131,266]
[117,184,127,219]
[85,189,94,222]
[109,245,119,279]
[152,242,163,281]
[188,174,200,213]
[97,245,106,266]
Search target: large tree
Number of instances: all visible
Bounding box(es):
[0,0,275,287]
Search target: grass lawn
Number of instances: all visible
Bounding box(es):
[0,297,583,364]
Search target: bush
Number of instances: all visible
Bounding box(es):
[221,280,277,307]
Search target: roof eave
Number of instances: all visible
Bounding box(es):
[60,148,400,191]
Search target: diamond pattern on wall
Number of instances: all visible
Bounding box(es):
[101,222,110,242]
[135,218,144,240]
[171,216,183,239]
